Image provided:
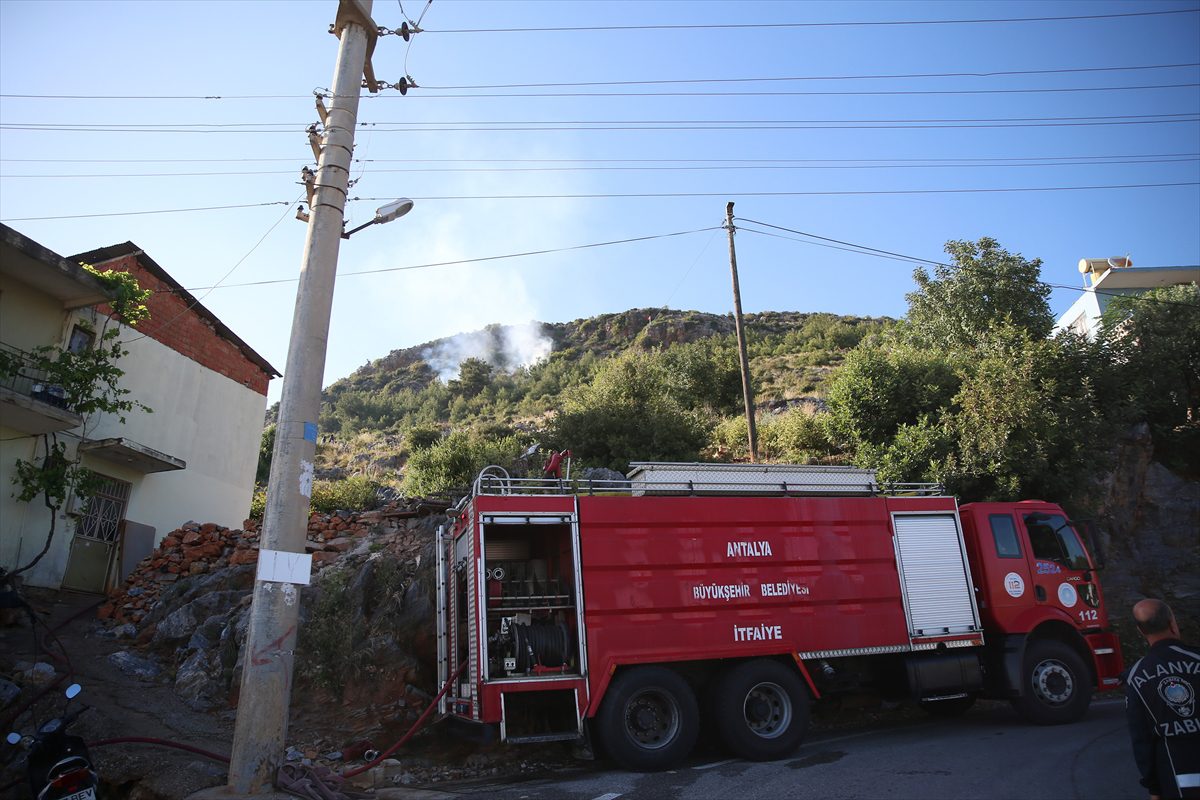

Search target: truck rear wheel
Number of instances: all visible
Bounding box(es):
[1012,639,1092,725]
[596,666,699,770]
[713,659,810,761]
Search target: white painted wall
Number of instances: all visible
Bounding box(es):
[2,309,267,589]
[0,433,67,587]
[1,278,76,587]
[1053,291,1103,339]
[84,317,268,538]
[0,279,73,353]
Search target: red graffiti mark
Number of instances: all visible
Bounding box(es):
[251,624,296,667]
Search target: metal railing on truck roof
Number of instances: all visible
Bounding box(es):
[465,463,944,505]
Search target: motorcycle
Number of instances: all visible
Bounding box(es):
[6,683,98,800]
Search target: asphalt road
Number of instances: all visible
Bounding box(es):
[404,698,1145,800]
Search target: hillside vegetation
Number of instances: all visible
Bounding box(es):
[260,237,1198,513]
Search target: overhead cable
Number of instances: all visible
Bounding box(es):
[420,62,1200,90]
[7,155,1198,180]
[5,151,1197,166]
[119,196,302,345]
[734,219,1200,309]
[3,79,1198,101]
[5,111,1196,131]
[0,201,292,222]
[180,226,725,290]
[421,8,1199,33]
[5,182,1196,222]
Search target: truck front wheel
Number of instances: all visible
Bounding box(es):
[596,666,699,770]
[1012,639,1093,725]
[713,659,810,761]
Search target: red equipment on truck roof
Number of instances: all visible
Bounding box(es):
[436,462,1122,770]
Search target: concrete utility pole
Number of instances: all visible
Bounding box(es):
[227,1,378,791]
[725,202,759,463]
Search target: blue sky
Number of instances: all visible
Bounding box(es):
[2,0,1197,405]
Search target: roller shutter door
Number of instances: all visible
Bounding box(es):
[892,514,980,637]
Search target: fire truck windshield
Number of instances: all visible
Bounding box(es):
[1024,513,1090,571]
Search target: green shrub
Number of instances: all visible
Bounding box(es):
[404,424,441,451]
[250,475,379,518]
[249,487,267,519]
[309,475,380,514]
[402,430,522,496]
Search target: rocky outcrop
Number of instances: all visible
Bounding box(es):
[1091,423,1200,626]
[97,501,445,725]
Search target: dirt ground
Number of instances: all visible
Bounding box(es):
[1,588,234,798]
[0,588,582,799]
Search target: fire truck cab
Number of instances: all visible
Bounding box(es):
[436,463,1123,770]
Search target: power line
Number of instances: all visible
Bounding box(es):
[12,111,1200,126]
[351,183,1200,200]
[180,226,725,290]
[0,201,292,222]
[6,111,1196,130]
[119,196,303,346]
[420,62,1200,90]
[734,219,1200,309]
[4,80,1198,102]
[738,218,942,266]
[421,8,1200,34]
[7,156,1198,180]
[5,182,1196,223]
[5,151,1197,166]
[5,114,1195,137]
[365,82,1200,98]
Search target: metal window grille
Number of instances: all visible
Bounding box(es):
[76,476,131,543]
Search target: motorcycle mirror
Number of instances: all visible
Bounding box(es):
[6,732,21,745]
[65,684,81,700]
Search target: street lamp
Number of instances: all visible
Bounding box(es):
[342,197,414,239]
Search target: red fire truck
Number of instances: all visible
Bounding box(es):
[435,462,1123,770]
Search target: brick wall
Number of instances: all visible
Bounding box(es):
[90,254,271,396]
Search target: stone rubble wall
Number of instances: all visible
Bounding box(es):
[98,502,436,626]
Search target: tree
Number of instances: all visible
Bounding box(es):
[941,327,1111,501]
[1101,282,1200,471]
[448,358,493,398]
[905,237,1053,350]
[3,266,151,577]
[823,341,961,455]
[823,236,1120,503]
[548,350,710,471]
[657,339,743,415]
[256,424,276,484]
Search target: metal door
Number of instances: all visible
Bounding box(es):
[61,475,130,593]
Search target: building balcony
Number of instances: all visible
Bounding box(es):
[0,342,83,435]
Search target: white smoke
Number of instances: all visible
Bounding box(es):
[423,321,553,382]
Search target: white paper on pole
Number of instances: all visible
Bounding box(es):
[256,549,313,585]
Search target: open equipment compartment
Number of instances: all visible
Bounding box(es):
[480,514,582,681]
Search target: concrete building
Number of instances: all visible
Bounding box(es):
[0,225,278,591]
[1054,257,1200,339]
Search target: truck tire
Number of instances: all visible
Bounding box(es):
[1011,639,1093,725]
[713,659,810,761]
[596,666,699,771]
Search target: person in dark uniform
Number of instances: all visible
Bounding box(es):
[1125,599,1200,799]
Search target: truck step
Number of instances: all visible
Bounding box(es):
[505,732,582,744]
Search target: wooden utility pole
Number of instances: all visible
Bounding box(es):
[725,202,759,462]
